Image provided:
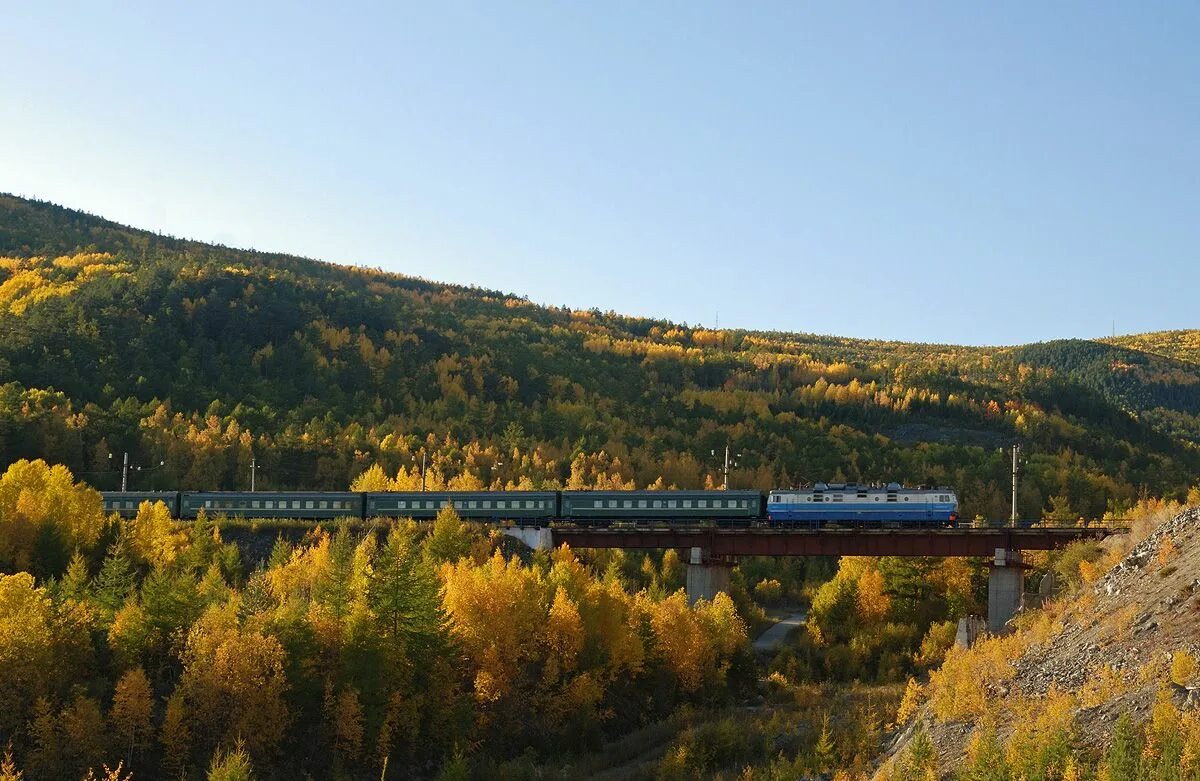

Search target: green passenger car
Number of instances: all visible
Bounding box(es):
[560,490,763,523]
[180,491,364,519]
[365,491,559,520]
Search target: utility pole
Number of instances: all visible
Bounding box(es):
[121,451,129,492]
[420,451,427,492]
[250,458,256,492]
[1010,443,1020,528]
[712,444,740,490]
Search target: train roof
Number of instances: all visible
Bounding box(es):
[787,483,955,493]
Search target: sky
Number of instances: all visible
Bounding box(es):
[1,2,1197,345]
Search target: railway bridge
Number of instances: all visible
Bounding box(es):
[505,524,1121,631]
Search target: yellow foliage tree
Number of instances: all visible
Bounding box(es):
[108,602,153,669]
[753,578,782,605]
[855,568,891,623]
[177,605,290,758]
[350,463,393,492]
[894,677,923,726]
[441,551,545,708]
[544,589,584,684]
[111,667,153,767]
[331,688,364,763]
[124,501,184,567]
[0,574,59,735]
[60,694,107,776]
[424,505,477,565]
[0,747,21,781]
[0,460,105,570]
[645,591,746,693]
[160,692,191,778]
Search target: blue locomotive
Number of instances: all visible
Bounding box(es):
[767,483,959,527]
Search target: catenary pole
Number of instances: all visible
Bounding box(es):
[1011,443,1020,528]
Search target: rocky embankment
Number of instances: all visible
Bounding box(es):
[886,505,1200,774]
[1006,507,1200,742]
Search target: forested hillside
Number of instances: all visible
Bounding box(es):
[1106,329,1200,365]
[1,194,1198,520]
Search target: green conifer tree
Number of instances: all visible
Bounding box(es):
[59,551,91,602]
[94,548,138,616]
[206,741,254,781]
[812,711,837,773]
[1105,713,1143,781]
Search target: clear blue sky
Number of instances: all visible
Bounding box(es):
[2,3,1197,345]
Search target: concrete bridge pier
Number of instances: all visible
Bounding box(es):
[502,526,554,551]
[685,547,734,605]
[987,548,1024,632]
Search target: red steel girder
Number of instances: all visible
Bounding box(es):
[549,527,1114,557]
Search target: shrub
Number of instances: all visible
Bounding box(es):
[753,578,783,605]
[1171,650,1197,686]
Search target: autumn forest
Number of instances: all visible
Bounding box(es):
[1,195,1200,779]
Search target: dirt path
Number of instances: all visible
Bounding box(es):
[752,609,807,654]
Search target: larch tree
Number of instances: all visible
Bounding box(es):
[177,605,290,759]
[26,696,62,780]
[125,500,183,567]
[110,667,153,768]
[205,741,255,781]
[0,459,105,573]
[331,688,364,765]
[350,463,393,492]
[367,524,444,666]
[160,691,192,778]
[424,505,475,566]
[441,550,546,714]
[59,550,92,603]
[0,747,21,781]
[1104,713,1143,781]
[0,574,58,735]
[59,694,108,777]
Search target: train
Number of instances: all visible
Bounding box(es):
[101,483,959,528]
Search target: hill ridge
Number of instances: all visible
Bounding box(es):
[4,191,1191,355]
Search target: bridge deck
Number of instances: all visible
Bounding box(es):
[550,526,1120,557]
